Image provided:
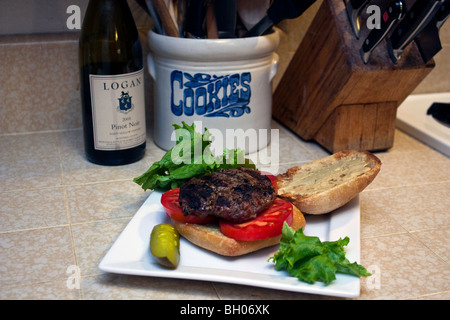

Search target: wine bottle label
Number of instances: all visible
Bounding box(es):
[89,69,146,151]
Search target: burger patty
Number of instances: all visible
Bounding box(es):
[179,167,276,223]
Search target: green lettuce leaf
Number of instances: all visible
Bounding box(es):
[133,122,256,191]
[268,223,371,285]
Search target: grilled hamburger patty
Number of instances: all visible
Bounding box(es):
[179,167,276,223]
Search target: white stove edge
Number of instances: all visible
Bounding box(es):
[396,92,450,157]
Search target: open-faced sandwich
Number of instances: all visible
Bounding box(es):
[134,123,381,258]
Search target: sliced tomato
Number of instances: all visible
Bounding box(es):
[219,199,293,241]
[160,188,215,224]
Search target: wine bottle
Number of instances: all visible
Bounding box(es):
[79,0,146,165]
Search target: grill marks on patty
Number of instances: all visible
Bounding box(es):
[179,167,276,223]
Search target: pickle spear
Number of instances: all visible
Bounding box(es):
[150,223,180,268]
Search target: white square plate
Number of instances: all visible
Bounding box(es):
[99,191,362,298]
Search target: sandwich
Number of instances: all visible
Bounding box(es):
[161,167,306,256]
[159,150,381,256]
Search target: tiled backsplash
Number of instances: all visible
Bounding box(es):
[0,33,81,133]
[0,0,449,134]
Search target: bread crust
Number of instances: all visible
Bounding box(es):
[276,150,381,215]
[172,205,305,256]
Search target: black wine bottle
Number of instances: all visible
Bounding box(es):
[79,0,146,165]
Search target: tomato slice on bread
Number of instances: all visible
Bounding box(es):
[219,199,293,241]
[161,188,215,224]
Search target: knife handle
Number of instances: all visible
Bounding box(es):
[436,0,450,29]
[415,20,442,63]
[414,0,449,62]
[350,0,369,9]
[389,0,443,52]
[184,0,208,38]
[214,0,237,38]
[388,0,444,63]
[361,1,404,63]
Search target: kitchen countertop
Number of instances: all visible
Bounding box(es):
[0,120,449,300]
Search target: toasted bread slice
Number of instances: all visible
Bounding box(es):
[276,150,381,215]
[172,204,305,256]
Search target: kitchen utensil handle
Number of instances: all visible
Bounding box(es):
[144,0,163,34]
[152,0,180,37]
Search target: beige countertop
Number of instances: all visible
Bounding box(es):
[0,120,449,300]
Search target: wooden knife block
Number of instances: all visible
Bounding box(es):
[272,0,435,152]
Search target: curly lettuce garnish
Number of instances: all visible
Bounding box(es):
[268,223,371,285]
